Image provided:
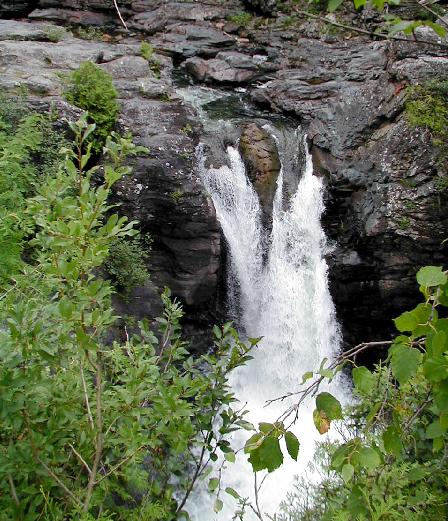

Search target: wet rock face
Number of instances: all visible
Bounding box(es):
[0,18,223,350]
[245,28,448,346]
[184,51,278,84]
[3,0,448,350]
[239,123,281,230]
[0,0,34,17]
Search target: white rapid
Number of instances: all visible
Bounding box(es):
[187,129,343,521]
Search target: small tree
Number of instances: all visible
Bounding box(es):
[0,117,258,520]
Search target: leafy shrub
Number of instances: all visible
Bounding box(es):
[63,61,119,152]
[140,41,162,78]
[0,117,257,520]
[274,265,448,521]
[105,236,150,292]
[75,26,104,41]
[406,80,448,142]
[0,101,66,286]
[227,11,253,25]
[140,41,154,61]
[45,26,68,42]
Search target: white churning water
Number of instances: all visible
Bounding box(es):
[185,129,344,521]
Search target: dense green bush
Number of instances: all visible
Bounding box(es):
[63,61,119,152]
[405,80,448,143]
[0,100,65,286]
[0,117,257,520]
[268,266,448,521]
[105,236,150,292]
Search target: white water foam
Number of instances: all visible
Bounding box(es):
[187,132,343,520]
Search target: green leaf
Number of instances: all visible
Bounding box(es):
[213,324,222,339]
[224,451,236,463]
[431,330,447,357]
[425,21,447,38]
[390,345,422,385]
[259,422,275,434]
[416,266,447,287]
[225,487,240,499]
[434,381,448,412]
[313,409,330,434]
[249,435,284,473]
[301,371,313,384]
[352,366,376,394]
[341,463,354,483]
[356,447,381,470]
[383,425,403,457]
[316,392,343,420]
[258,435,284,473]
[347,486,368,517]
[214,499,223,513]
[423,356,448,382]
[394,311,419,332]
[244,432,263,453]
[208,478,219,492]
[328,0,343,12]
[285,431,300,461]
[353,0,366,8]
[426,421,446,439]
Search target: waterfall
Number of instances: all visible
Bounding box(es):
[187,129,343,520]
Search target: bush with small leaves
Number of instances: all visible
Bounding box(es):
[0,117,258,520]
[63,61,119,152]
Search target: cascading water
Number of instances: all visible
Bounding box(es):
[175,83,344,519]
[185,121,343,520]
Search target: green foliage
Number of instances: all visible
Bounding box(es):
[277,264,448,521]
[45,26,68,42]
[406,81,448,164]
[227,11,253,25]
[170,190,184,203]
[140,41,162,78]
[180,123,193,135]
[281,0,447,39]
[0,101,66,286]
[0,117,258,520]
[140,41,154,60]
[105,236,150,292]
[74,26,104,41]
[398,216,411,230]
[63,62,119,152]
[406,80,448,137]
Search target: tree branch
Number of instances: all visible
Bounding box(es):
[8,474,19,506]
[83,355,103,512]
[292,8,448,49]
[113,0,128,30]
[94,445,145,485]
[80,361,94,430]
[69,443,92,476]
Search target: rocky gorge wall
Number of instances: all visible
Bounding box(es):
[1,0,447,350]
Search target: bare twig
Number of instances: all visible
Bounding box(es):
[113,0,128,30]
[8,474,19,506]
[292,8,448,49]
[83,356,103,512]
[266,340,392,406]
[80,361,94,430]
[37,456,82,506]
[94,445,145,485]
[253,473,265,521]
[414,0,448,29]
[69,444,92,476]
[23,412,82,507]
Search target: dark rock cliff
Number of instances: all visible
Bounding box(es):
[1,0,447,349]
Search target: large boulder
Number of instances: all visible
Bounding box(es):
[239,123,281,230]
